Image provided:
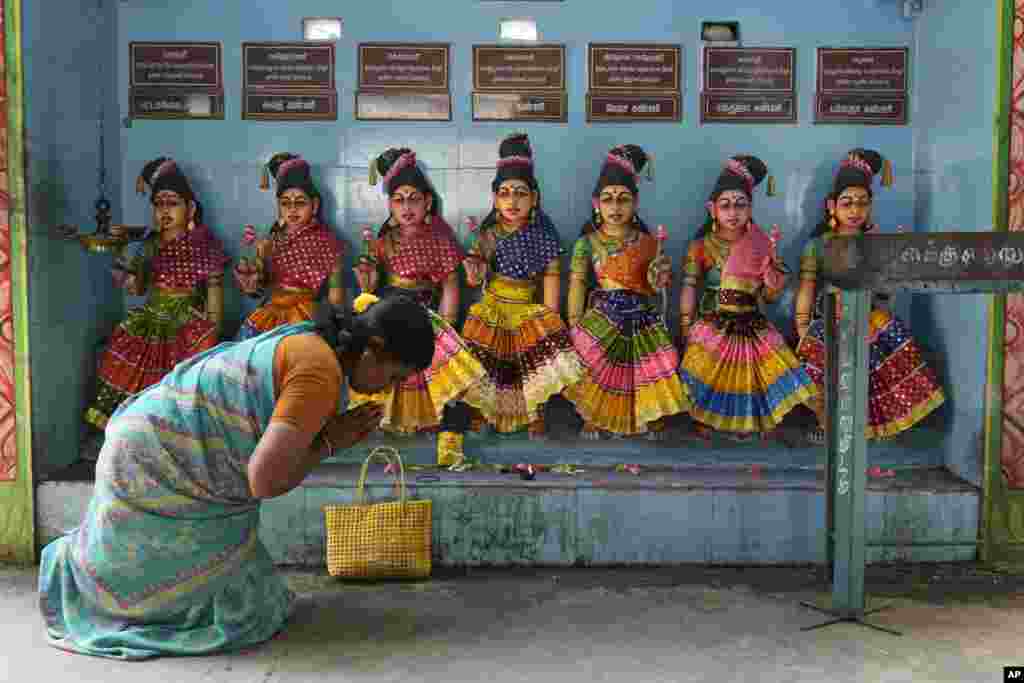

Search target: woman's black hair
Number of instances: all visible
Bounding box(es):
[313,295,435,372]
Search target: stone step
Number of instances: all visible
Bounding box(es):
[328,421,948,470]
[37,463,979,568]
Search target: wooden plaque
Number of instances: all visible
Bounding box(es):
[700,92,796,123]
[472,91,567,122]
[358,43,450,91]
[588,43,681,93]
[586,93,680,122]
[129,88,224,120]
[242,91,337,120]
[473,45,566,92]
[242,42,335,91]
[355,91,452,121]
[823,232,1024,287]
[130,42,222,89]
[817,47,908,94]
[703,46,795,93]
[814,93,907,125]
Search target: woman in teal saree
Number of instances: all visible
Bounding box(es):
[38,295,436,659]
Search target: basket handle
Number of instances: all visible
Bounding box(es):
[354,446,407,505]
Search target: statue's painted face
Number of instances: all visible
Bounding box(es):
[494,179,536,226]
[152,190,194,232]
[278,188,319,230]
[389,184,432,229]
[597,185,636,228]
[828,187,872,233]
[707,190,752,232]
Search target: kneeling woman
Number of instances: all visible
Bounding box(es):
[38,296,435,659]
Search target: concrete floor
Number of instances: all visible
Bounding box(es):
[2,563,1023,682]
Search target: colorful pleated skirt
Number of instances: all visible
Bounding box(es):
[348,290,487,434]
[84,291,218,430]
[563,290,689,434]
[796,307,945,439]
[460,275,585,432]
[236,289,316,341]
[680,290,817,433]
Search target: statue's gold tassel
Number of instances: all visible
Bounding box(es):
[368,156,379,186]
[135,175,146,195]
[767,174,776,197]
[882,158,893,188]
[259,165,270,191]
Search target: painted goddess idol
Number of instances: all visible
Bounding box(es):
[458,133,585,440]
[678,155,817,438]
[794,148,945,442]
[350,147,486,459]
[84,157,229,431]
[234,152,344,339]
[563,144,689,439]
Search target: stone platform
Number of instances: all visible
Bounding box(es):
[38,427,979,567]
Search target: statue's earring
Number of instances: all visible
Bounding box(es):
[712,219,718,233]
[829,211,837,229]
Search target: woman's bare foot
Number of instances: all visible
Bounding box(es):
[645,418,669,441]
[580,422,602,440]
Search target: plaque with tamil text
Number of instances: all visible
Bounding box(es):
[703,47,795,93]
[700,93,796,123]
[130,88,224,120]
[472,92,567,122]
[814,47,908,125]
[131,42,222,89]
[817,48,908,94]
[242,91,337,120]
[473,45,566,92]
[815,93,906,125]
[355,91,452,121]
[587,93,680,122]
[242,42,335,91]
[358,43,449,91]
[588,44,681,93]
[823,232,1024,289]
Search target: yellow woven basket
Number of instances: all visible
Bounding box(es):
[323,446,432,579]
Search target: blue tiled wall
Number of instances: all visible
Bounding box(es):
[114,0,918,336]
[912,0,999,487]
[24,0,1000,473]
[25,0,123,475]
